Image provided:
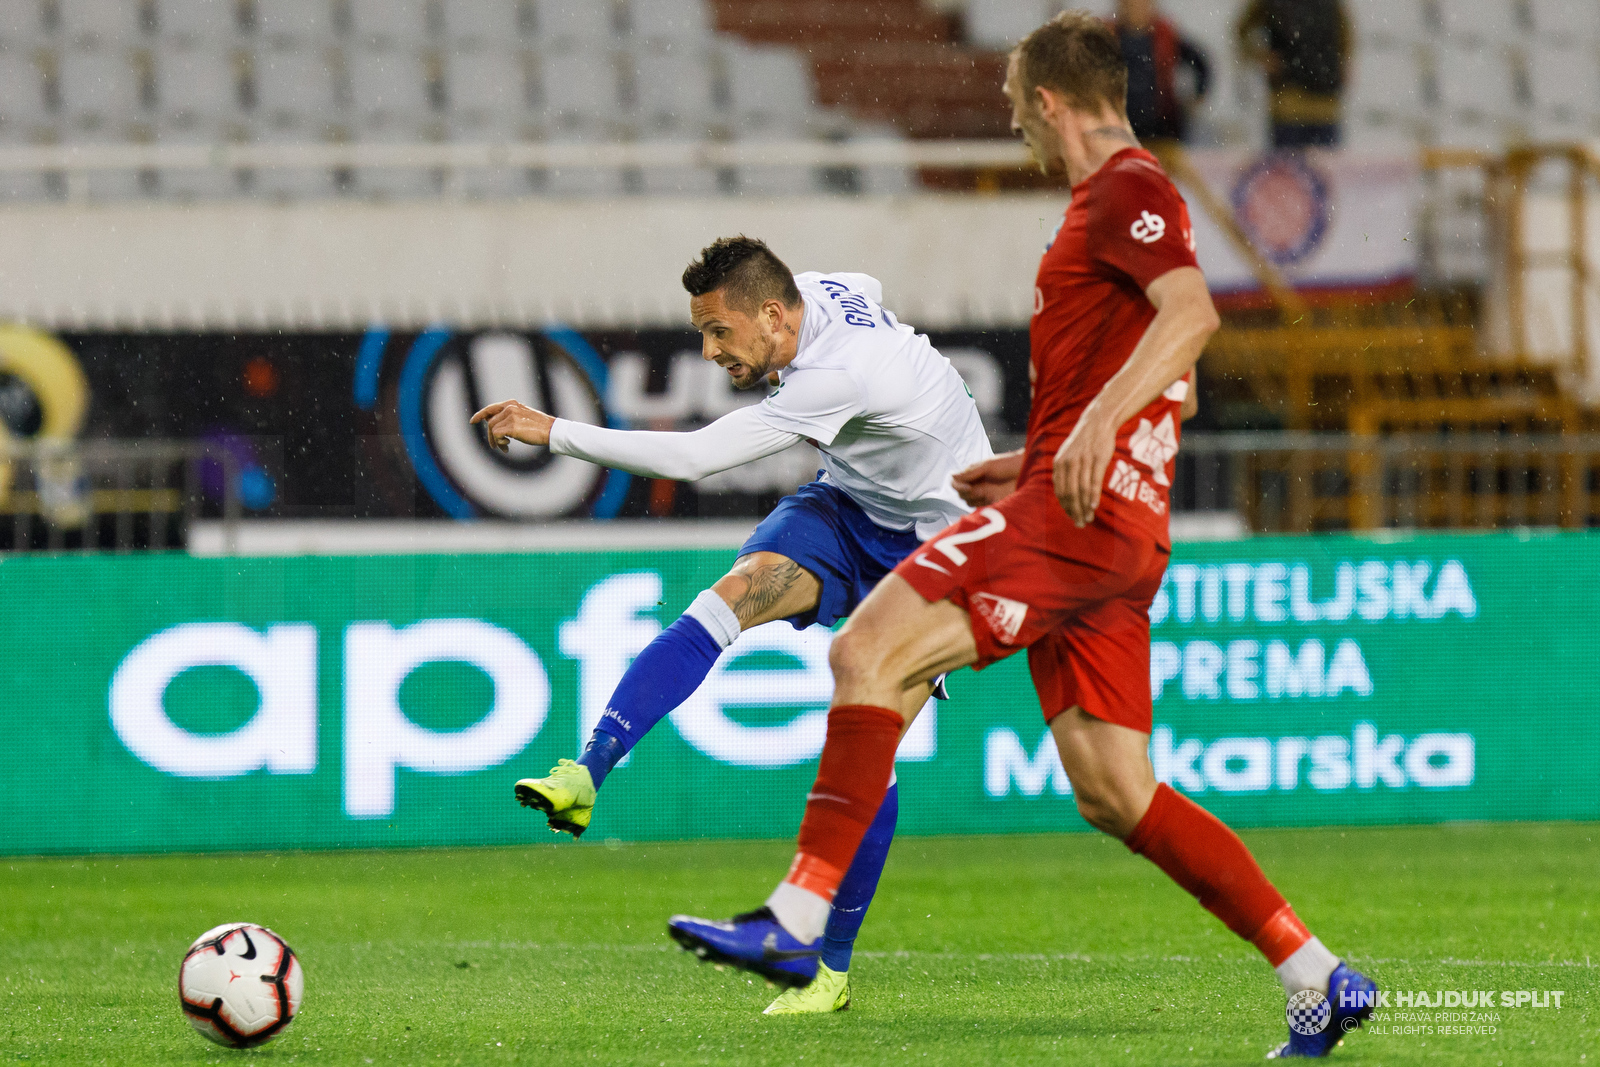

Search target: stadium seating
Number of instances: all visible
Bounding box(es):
[0,0,926,200]
[1,0,1595,206]
[153,0,237,46]
[57,0,149,50]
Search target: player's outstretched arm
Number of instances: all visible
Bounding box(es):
[471,399,803,483]
[472,399,554,449]
[952,449,1023,507]
[1053,265,1218,526]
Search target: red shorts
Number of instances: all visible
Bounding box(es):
[896,479,1168,732]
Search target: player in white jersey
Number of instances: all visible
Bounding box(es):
[472,236,992,1013]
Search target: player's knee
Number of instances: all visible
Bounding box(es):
[1071,779,1143,838]
[827,626,883,686]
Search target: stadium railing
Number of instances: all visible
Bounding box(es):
[1177,431,1600,532]
[6,433,1591,554]
[0,138,1028,201]
[0,439,240,553]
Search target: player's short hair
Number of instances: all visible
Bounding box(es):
[1014,11,1128,118]
[681,236,802,314]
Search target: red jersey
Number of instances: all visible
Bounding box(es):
[1017,146,1200,546]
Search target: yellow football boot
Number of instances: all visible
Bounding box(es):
[513,759,596,837]
[762,962,850,1014]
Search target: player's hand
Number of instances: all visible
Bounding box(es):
[1052,408,1116,527]
[952,450,1022,507]
[470,399,556,451]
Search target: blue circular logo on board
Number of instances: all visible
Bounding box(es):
[1230,154,1331,267]
[353,325,630,520]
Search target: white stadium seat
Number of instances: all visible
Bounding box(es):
[154,0,238,44]
[1346,113,1426,150]
[347,0,434,49]
[541,126,625,196]
[636,133,720,196]
[633,51,717,134]
[58,0,148,47]
[246,120,337,198]
[252,46,342,126]
[964,0,1054,50]
[628,0,713,49]
[58,124,149,196]
[1432,117,1509,151]
[1347,0,1433,44]
[58,49,146,129]
[255,0,337,45]
[445,48,531,135]
[1438,0,1524,45]
[1527,0,1600,43]
[1158,0,1235,84]
[1527,46,1600,118]
[1347,42,1426,120]
[348,48,436,128]
[351,121,444,199]
[528,0,620,50]
[733,127,818,196]
[154,46,243,124]
[722,43,814,131]
[852,123,913,197]
[440,0,526,47]
[0,3,50,50]
[0,52,52,134]
[155,121,245,199]
[537,49,628,130]
[1530,111,1600,142]
[1435,43,1519,120]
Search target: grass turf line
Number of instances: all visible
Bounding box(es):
[2,823,1595,1065]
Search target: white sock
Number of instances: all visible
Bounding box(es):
[684,589,741,648]
[1275,936,1339,996]
[765,881,830,944]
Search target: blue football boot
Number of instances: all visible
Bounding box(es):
[1268,961,1378,1058]
[667,906,820,988]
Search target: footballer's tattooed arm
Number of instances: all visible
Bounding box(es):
[714,553,821,629]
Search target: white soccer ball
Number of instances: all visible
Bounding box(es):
[178,923,304,1048]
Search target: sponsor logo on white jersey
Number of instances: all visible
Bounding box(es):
[1130,210,1167,244]
[1129,412,1179,486]
[971,592,1029,644]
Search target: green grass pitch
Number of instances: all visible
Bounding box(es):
[3,823,1595,1065]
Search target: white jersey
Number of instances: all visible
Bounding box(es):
[755,272,992,539]
[546,271,992,540]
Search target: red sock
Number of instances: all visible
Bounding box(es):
[786,704,903,901]
[1125,783,1311,966]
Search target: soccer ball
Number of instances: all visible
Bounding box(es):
[178,923,303,1048]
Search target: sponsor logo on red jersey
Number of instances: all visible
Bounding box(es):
[1128,412,1179,487]
[971,592,1029,644]
[1130,210,1167,244]
[1107,459,1168,516]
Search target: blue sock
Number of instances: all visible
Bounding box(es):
[820,781,898,972]
[575,613,725,790]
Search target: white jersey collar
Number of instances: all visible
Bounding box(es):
[781,294,826,381]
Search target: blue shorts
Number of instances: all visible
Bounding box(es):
[739,478,920,630]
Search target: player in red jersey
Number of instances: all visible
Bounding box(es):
[667,12,1377,1057]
